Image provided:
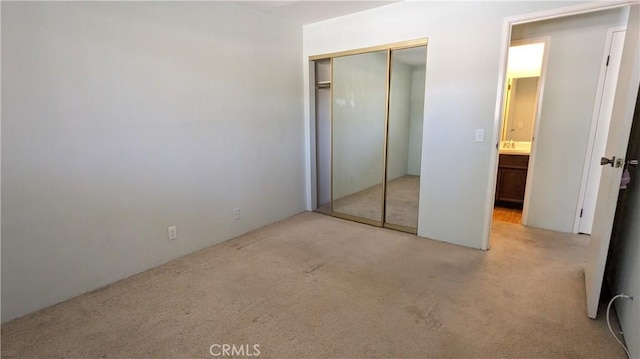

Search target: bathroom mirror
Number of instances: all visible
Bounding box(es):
[384,46,426,230]
[499,41,545,154]
[501,76,539,153]
[331,50,388,223]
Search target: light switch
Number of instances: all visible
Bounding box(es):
[475,129,484,142]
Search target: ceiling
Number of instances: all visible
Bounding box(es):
[234,1,400,25]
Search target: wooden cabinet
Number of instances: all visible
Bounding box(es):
[495,154,529,207]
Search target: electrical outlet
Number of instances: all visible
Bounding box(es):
[475,129,484,142]
[233,208,241,221]
[167,226,177,240]
[350,175,355,184]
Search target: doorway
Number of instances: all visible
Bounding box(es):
[486,2,639,320]
[493,39,547,225]
[490,8,630,234]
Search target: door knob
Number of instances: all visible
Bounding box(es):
[601,156,624,168]
[601,156,615,167]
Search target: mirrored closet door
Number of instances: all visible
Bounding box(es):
[311,40,427,234]
[332,50,388,225]
[385,46,427,232]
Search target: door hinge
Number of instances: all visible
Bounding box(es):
[580,209,584,218]
[606,55,610,66]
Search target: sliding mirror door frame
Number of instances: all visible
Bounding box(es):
[330,50,389,226]
[384,45,427,234]
[310,38,428,233]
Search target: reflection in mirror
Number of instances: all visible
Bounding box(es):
[501,76,539,153]
[385,46,426,230]
[500,41,544,154]
[332,50,388,223]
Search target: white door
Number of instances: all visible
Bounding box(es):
[585,4,639,319]
[579,29,627,234]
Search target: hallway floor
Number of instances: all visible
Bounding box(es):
[1,212,624,358]
[493,205,523,224]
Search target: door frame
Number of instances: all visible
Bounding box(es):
[573,26,627,234]
[482,0,636,250]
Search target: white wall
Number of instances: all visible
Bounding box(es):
[1,2,305,322]
[303,1,581,248]
[512,8,628,233]
[408,66,426,176]
[387,59,412,181]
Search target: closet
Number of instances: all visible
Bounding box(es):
[311,39,427,234]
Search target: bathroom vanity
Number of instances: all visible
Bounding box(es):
[495,153,529,207]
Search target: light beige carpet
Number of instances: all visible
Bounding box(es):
[1,212,626,358]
